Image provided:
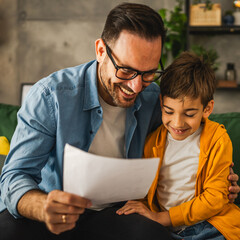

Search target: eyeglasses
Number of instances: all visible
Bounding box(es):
[104,41,165,83]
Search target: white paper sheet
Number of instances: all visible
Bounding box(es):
[63,144,159,206]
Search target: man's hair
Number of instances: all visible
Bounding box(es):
[160,51,216,108]
[101,3,165,45]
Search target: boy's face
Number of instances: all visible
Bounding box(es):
[161,96,214,140]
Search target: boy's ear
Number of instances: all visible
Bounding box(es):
[203,100,214,119]
[95,38,106,63]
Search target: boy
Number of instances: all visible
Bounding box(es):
[117,52,240,239]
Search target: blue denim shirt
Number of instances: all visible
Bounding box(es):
[0,60,161,218]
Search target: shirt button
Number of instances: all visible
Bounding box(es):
[98,110,101,114]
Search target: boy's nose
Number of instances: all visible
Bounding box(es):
[172,115,185,128]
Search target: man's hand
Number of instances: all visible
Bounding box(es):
[228,163,240,203]
[43,190,92,234]
[17,189,92,235]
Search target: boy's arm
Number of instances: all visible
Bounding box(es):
[169,132,232,227]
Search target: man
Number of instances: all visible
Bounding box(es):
[0,3,239,240]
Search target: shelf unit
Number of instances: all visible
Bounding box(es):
[185,0,240,90]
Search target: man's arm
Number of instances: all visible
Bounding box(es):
[17,189,91,235]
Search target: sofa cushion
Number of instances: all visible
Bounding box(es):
[0,103,20,142]
[0,155,6,175]
[209,112,240,205]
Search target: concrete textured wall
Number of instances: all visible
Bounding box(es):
[0,0,239,113]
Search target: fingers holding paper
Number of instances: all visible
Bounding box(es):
[44,190,92,234]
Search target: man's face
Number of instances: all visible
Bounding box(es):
[161,96,213,140]
[96,31,162,108]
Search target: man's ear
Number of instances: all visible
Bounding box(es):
[203,100,214,119]
[95,38,106,63]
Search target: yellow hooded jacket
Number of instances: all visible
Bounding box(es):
[144,118,240,240]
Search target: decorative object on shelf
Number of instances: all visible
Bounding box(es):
[225,63,237,81]
[190,3,221,26]
[233,0,240,25]
[158,0,220,70]
[191,45,220,72]
[223,10,235,25]
[192,0,213,10]
[234,0,240,7]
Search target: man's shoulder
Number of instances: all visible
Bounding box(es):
[143,82,160,94]
[40,60,96,88]
[139,82,160,102]
[22,60,97,108]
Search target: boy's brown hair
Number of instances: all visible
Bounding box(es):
[160,51,216,108]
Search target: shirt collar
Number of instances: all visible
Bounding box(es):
[83,60,143,112]
[83,60,101,111]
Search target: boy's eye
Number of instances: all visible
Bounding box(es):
[185,113,195,117]
[165,110,173,115]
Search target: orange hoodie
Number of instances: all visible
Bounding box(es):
[144,118,240,240]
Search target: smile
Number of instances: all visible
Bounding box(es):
[170,126,189,134]
[119,85,135,96]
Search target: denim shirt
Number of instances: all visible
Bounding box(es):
[0,60,162,218]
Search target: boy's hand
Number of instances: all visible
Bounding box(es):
[228,162,240,203]
[116,201,171,226]
[116,201,157,221]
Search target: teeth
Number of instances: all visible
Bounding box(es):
[119,86,135,95]
[175,129,185,133]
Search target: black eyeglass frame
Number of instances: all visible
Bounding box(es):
[104,40,165,83]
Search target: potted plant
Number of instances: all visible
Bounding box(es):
[158,0,220,71]
[192,0,213,10]
[190,45,220,71]
[158,0,187,66]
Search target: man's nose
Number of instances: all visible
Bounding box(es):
[126,75,143,94]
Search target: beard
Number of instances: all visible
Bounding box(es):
[98,63,138,108]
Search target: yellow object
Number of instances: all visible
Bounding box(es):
[0,136,10,155]
[234,0,240,8]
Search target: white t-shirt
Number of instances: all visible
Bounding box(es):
[157,126,203,211]
[88,96,126,210]
[88,96,126,158]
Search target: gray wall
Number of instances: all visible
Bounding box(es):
[0,0,239,113]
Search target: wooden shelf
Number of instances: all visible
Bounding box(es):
[217,80,238,88]
[216,85,240,91]
[189,26,240,34]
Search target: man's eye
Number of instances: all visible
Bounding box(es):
[165,111,173,115]
[120,68,135,75]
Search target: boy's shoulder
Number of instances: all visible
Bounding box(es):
[201,118,231,151]
[202,118,228,138]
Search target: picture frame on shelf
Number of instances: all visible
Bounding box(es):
[20,83,34,105]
